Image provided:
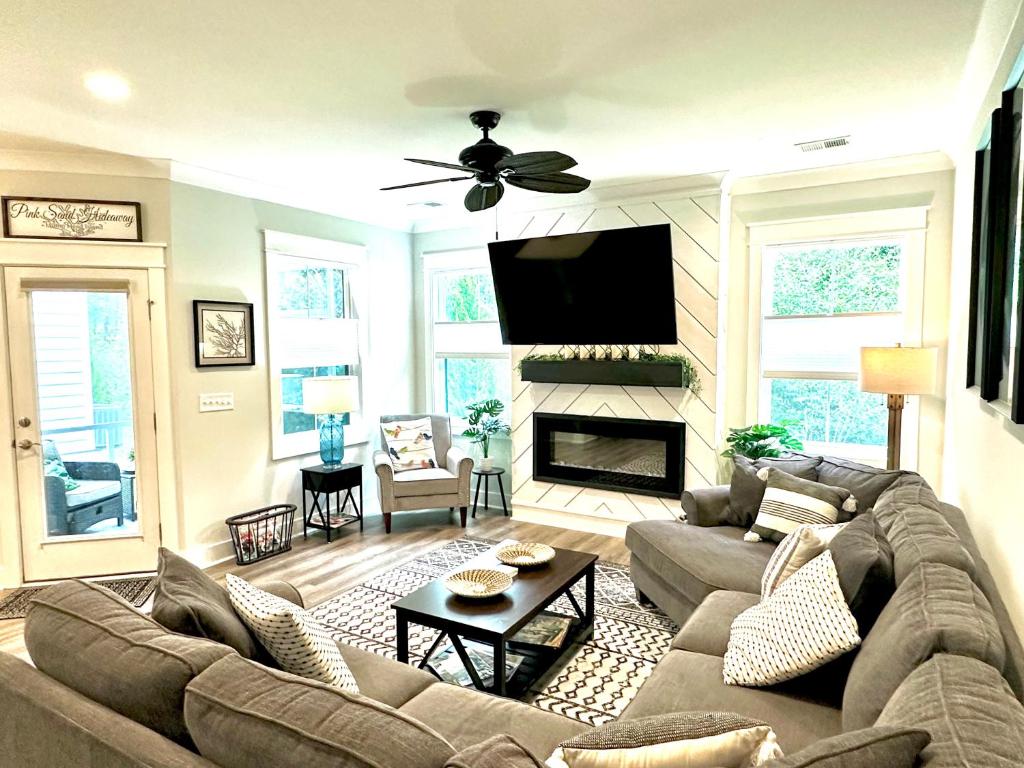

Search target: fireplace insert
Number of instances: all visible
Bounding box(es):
[533,412,685,498]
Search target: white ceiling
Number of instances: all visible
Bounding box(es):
[0,1,990,227]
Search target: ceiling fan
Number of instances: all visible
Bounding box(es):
[381,110,591,212]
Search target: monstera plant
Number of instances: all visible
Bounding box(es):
[462,399,511,470]
[721,421,804,460]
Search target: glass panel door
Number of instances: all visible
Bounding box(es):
[6,267,160,581]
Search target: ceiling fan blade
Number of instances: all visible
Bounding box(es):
[497,151,577,174]
[464,182,504,212]
[405,158,477,172]
[380,176,472,191]
[505,172,591,194]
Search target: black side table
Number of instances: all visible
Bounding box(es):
[471,467,508,518]
[301,463,363,542]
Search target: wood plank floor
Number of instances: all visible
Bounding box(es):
[0,510,629,662]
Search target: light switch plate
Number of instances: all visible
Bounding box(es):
[199,392,234,412]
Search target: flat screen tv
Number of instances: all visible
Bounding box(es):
[488,223,677,345]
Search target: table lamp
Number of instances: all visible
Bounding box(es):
[302,376,360,466]
[859,344,937,470]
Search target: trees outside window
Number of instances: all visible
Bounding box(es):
[759,239,905,460]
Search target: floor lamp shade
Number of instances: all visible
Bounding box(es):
[303,376,360,465]
[859,345,937,470]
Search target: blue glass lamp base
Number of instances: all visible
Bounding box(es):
[319,416,345,467]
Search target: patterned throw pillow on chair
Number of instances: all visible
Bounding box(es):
[547,711,783,768]
[745,468,857,543]
[225,574,357,692]
[724,550,861,687]
[381,417,438,473]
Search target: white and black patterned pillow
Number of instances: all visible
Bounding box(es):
[548,711,783,767]
[226,574,357,692]
[760,522,847,600]
[745,467,857,543]
[724,551,861,687]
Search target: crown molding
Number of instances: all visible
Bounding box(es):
[0,149,171,178]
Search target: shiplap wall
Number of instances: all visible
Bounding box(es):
[507,193,721,527]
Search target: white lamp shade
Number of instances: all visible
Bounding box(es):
[859,346,937,395]
[302,376,360,414]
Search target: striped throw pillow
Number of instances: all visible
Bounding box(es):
[745,467,856,543]
[226,574,357,692]
[760,522,847,600]
[724,551,861,687]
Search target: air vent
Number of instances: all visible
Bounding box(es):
[795,135,851,152]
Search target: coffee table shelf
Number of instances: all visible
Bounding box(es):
[392,546,597,698]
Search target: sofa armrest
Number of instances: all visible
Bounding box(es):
[65,461,121,482]
[447,446,474,485]
[681,485,732,527]
[254,580,304,608]
[373,450,396,512]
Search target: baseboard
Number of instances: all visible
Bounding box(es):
[511,504,628,538]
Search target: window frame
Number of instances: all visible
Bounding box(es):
[422,248,509,425]
[264,230,368,461]
[746,210,928,467]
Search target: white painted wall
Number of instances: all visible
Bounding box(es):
[943,5,1024,641]
[168,183,415,565]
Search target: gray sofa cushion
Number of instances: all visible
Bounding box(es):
[620,650,842,754]
[873,471,942,513]
[445,735,545,768]
[827,514,894,636]
[878,654,1024,767]
[336,641,438,708]
[185,655,455,768]
[843,563,1006,731]
[761,726,929,767]
[813,457,903,515]
[626,521,777,612]
[725,456,822,528]
[151,547,262,660]
[672,590,760,656]
[877,505,976,585]
[0,653,216,768]
[25,580,234,748]
[399,679,588,760]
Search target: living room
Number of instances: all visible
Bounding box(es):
[0,2,1022,767]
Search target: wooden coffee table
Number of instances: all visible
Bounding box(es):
[392,546,597,697]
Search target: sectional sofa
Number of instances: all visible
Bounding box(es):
[0,456,1022,767]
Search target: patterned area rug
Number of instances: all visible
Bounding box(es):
[0,575,157,620]
[310,537,678,725]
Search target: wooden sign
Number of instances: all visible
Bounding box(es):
[2,196,142,241]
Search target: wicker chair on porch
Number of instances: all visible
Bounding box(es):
[373,414,474,533]
[43,440,124,536]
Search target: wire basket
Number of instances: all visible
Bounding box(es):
[225,504,296,566]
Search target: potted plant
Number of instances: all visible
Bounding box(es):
[721,421,804,460]
[462,399,511,471]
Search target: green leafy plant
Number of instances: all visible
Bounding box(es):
[461,399,511,458]
[721,421,804,459]
[516,351,702,396]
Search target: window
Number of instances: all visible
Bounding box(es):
[757,237,908,463]
[265,231,366,460]
[424,250,509,422]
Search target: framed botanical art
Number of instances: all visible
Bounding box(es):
[193,300,255,368]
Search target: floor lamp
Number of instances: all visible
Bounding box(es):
[859,345,937,470]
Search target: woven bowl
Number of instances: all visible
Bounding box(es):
[445,568,514,599]
[495,542,556,568]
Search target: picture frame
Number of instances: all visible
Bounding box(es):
[2,196,142,241]
[193,300,255,368]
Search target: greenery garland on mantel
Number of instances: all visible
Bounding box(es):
[517,351,702,396]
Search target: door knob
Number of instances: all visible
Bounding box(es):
[17,417,31,428]
[16,439,40,450]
